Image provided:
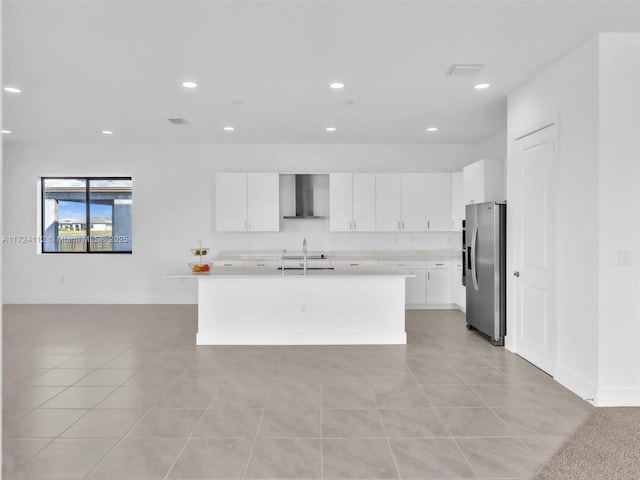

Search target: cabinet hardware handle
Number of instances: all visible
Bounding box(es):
[349,220,353,230]
[513,270,520,277]
[427,220,430,230]
[257,263,265,267]
[354,220,357,230]
[436,263,444,266]
[428,272,430,280]
[402,220,405,230]
[350,263,358,266]
[224,263,232,267]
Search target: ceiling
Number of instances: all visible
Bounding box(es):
[3,0,640,145]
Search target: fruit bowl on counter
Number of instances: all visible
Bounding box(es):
[189,262,213,273]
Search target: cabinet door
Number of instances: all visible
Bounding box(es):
[352,173,376,231]
[401,173,426,231]
[425,173,452,231]
[216,173,248,231]
[375,173,402,231]
[247,173,280,232]
[450,171,464,231]
[463,160,485,205]
[426,268,453,304]
[329,173,354,232]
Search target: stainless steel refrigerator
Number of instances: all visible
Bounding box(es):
[463,202,506,345]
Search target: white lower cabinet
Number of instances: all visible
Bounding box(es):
[379,260,426,305]
[426,260,453,304]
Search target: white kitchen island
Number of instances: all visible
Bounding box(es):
[168,266,413,345]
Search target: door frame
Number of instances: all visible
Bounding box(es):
[506,119,559,377]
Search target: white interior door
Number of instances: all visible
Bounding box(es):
[512,125,556,375]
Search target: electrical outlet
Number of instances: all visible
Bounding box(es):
[616,250,631,265]
[301,304,307,313]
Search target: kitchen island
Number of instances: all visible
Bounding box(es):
[167,266,414,345]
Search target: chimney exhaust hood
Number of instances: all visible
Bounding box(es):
[283,174,327,219]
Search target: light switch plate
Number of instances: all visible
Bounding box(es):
[616,250,631,265]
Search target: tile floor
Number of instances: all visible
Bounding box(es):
[2,305,593,479]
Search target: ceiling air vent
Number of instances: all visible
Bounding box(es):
[168,118,189,125]
[446,64,484,75]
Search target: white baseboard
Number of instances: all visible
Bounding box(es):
[595,388,640,407]
[4,293,197,304]
[197,331,407,345]
[554,365,598,404]
[406,303,459,310]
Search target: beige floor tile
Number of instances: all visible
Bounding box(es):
[493,406,593,436]
[3,386,66,409]
[10,439,116,480]
[95,384,170,408]
[456,437,542,478]
[123,367,185,385]
[436,407,513,437]
[322,384,376,409]
[6,409,88,438]
[390,438,476,478]
[61,409,145,438]
[266,383,321,409]
[1,438,52,475]
[193,408,263,438]
[374,385,431,408]
[409,366,466,386]
[245,438,321,478]
[57,354,117,369]
[208,384,270,409]
[379,408,450,438]
[519,434,569,463]
[25,369,94,386]
[453,367,510,385]
[322,409,386,438]
[128,408,204,438]
[87,438,185,480]
[258,408,321,438]
[322,438,398,478]
[74,368,138,386]
[156,383,216,408]
[167,438,253,479]
[40,386,117,408]
[422,385,486,407]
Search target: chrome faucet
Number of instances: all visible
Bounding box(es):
[281,249,287,275]
[302,238,308,275]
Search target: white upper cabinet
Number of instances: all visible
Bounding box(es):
[401,174,427,231]
[376,173,429,231]
[247,173,280,231]
[425,173,452,231]
[329,173,376,232]
[450,171,464,231]
[463,159,505,206]
[375,173,402,231]
[216,173,279,232]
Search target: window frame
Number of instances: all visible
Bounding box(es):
[40,176,133,254]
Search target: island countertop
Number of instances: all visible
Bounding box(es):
[166,265,416,279]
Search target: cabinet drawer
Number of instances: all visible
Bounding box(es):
[426,260,452,269]
[379,260,426,269]
[244,260,278,267]
[214,260,244,267]
[331,260,379,268]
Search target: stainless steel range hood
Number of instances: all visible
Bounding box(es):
[283,174,327,219]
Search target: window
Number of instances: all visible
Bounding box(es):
[41,177,132,253]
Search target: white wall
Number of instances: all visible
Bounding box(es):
[1,0,4,473]
[508,33,640,406]
[3,143,472,304]
[597,34,640,405]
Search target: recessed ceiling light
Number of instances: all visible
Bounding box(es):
[3,87,21,93]
[326,127,337,132]
[101,130,114,135]
[426,127,438,132]
[474,83,491,90]
[329,82,345,89]
[223,126,235,131]
[2,129,12,134]
[182,81,198,88]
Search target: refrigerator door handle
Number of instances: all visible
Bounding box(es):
[471,224,479,291]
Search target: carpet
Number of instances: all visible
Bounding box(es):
[533,407,640,480]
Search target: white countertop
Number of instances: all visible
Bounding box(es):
[166,265,416,279]
[213,249,460,262]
